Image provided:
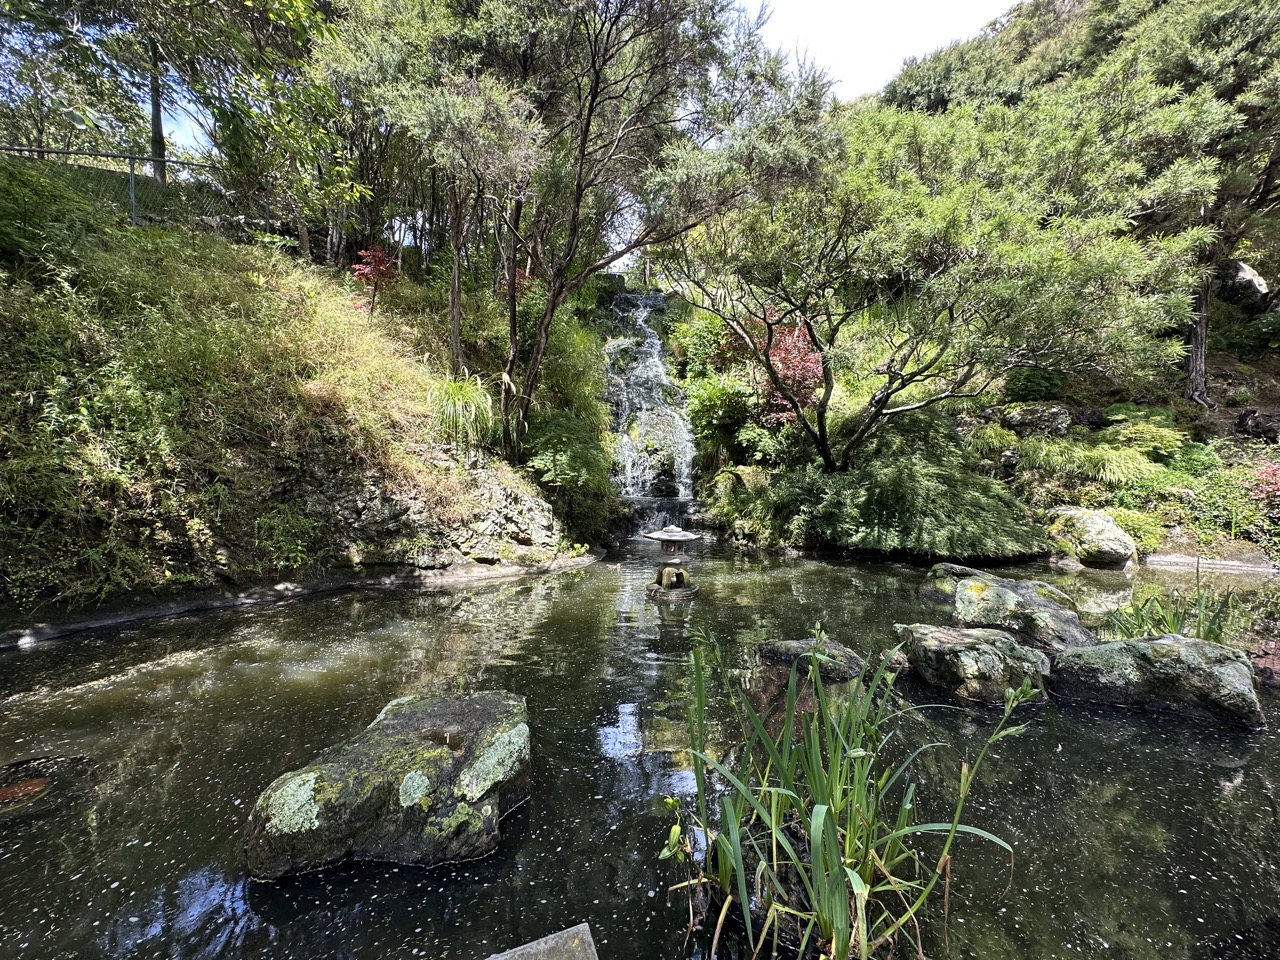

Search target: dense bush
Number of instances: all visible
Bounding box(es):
[0,156,100,265]
[1004,365,1067,402]
[708,413,1045,559]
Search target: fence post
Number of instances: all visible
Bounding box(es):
[128,158,137,225]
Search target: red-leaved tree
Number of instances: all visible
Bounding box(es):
[351,246,399,319]
[760,325,824,426]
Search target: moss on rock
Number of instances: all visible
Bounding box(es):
[1052,636,1264,729]
[244,691,531,879]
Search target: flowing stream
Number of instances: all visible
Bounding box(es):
[2,550,1280,960]
[604,293,696,528]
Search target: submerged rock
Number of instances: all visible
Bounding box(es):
[898,623,1049,704]
[1052,636,1265,729]
[244,692,531,880]
[0,756,94,821]
[920,563,1095,654]
[1047,507,1136,569]
[758,638,865,682]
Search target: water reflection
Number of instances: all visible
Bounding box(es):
[0,543,1277,959]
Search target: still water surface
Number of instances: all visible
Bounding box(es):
[2,543,1278,960]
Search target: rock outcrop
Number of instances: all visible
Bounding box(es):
[898,623,1049,703]
[1047,507,1136,569]
[1000,402,1072,438]
[920,563,1095,654]
[758,638,865,682]
[244,692,531,879]
[1052,635,1265,729]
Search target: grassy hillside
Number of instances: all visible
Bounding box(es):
[0,157,610,613]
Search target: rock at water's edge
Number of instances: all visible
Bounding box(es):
[898,623,1049,704]
[1052,635,1264,729]
[1047,507,1136,569]
[920,563,1095,654]
[759,638,865,682]
[244,692,530,880]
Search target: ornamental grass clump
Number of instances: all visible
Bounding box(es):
[664,635,1036,960]
[1106,584,1240,645]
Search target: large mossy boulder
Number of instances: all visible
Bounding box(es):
[920,563,1095,654]
[1052,636,1265,729]
[897,623,1049,704]
[1047,507,1136,569]
[759,638,865,682]
[244,692,531,880]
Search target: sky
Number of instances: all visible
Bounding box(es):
[758,0,1016,98]
[166,0,1016,150]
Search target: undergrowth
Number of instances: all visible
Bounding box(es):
[0,156,609,609]
[705,413,1046,560]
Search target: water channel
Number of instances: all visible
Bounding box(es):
[3,545,1280,959]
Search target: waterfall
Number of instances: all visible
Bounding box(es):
[604,292,695,529]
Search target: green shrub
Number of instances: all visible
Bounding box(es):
[669,308,730,380]
[1003,365,1067,402]
[687,374,756,467]
[0,155,101,265]
[428,373,494,451]
[524,413,617,542]
[1095,420,1185,463]
[1105,507,1166,554]
[1170,442,1222,477]
[711,413,1045,559]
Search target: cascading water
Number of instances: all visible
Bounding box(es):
[604,292,696,530]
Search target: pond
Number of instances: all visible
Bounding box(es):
[2,542,1279,960]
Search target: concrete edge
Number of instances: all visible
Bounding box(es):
[1,550,604,650]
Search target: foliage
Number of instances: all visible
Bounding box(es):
[665,78,1217,470]
[0,155,100,264]
[882,0,1280,403]
[350,245,399,317]
[1106,585,1241,645]
[523,413,616,543]
[0,213,537,609]
[1003,366,1067,402]
[670,308,734,381]
[686,375,758,471]
[427,373,494,452]
[1105,508,1167,556]
[667,636,1036,960]
[761,324,824,426]
[710,413,1045,559]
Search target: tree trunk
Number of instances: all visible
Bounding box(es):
[514,281,565,433]
[501,197,525,461]
[288,155,311,261]
[147,39,166,186]
[447,182,466,377]
[1185,276,1213,407]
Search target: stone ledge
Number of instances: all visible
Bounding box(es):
[1,550,603,649]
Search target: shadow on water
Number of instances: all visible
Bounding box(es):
[1,542,1280,959]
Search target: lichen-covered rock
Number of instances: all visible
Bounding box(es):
[244,692,530,879]
[898,623,1049,704]
[1047,507,1136,569]
[1052,636,1265,729]
[758,638,865,682]
[1001,402,1072,438]
[920,563,1095,654]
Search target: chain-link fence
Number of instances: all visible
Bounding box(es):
[0,146,238,227]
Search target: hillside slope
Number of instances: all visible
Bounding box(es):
[0,158,574,618]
